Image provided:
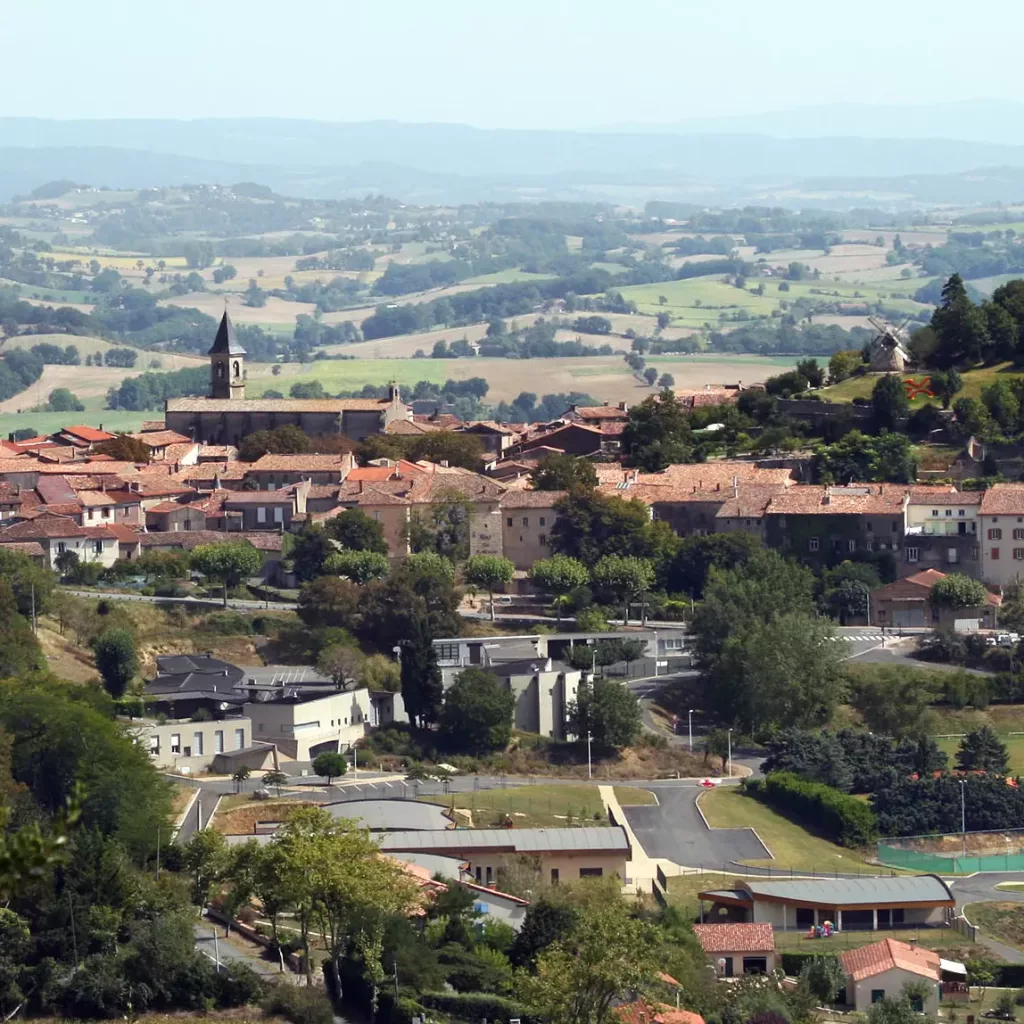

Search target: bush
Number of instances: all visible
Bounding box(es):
[214,961,264,1007]
[418,991,538,1024]
[201,611,255,635]
[758,771,877,847]
[264,984,335,1024]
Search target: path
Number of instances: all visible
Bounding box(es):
[193,919,278,977]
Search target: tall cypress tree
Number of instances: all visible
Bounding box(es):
[400,613,443,728]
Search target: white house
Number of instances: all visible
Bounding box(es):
[840,938,965,1014]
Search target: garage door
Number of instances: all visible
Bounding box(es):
[893,608,926,627]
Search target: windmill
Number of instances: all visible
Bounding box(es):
[867,315,912,372]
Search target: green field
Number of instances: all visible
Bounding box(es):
[462,268,557,285]
[699,787,888,874]
[0,408,149,438]
[965,902,1024,952]
[0,333,139,358]
[0,279,94,305]
[820,362,1024,405]
[420,783,655,829]
[935,734,1024,775]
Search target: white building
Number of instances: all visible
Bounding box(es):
[979,483,1024,586]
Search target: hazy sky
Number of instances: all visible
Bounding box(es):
[3,0,1022,128]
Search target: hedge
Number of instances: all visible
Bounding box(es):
[419,991,539,1023]
[781,951,818,976]
[754,771,877,847]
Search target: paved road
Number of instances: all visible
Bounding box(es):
[61,587,296,611]
[194,919,278,976]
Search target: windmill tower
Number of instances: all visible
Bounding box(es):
[867,316,912,373]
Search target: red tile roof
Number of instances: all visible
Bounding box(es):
[248,453,353,472]
[692,923,775,954]
[498,489,567,508]
[616,1000,704,1024]
[61,425,116,443]
[980,483,1024,516]
[0,516,86,539]
[0,540,45,557]
[840,938,939,982]
[131,430,192,447]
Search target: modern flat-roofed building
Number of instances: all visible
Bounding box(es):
[378,826,630,888]
[698,875,955,933]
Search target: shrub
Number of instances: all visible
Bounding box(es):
[201,611,255,635]
[758,771,877,847]
[263,984,334,1024]
[418,991,538,1024]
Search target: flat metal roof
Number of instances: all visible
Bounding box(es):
[741,875,953,905]
[378,826,629,854]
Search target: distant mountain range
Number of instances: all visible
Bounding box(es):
[2,113,1024,208]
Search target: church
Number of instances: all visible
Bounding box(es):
[164,311,412,446]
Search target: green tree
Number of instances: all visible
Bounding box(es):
[956,726,1010,773]
[592,555,656,625]
[232,765,251,792]
[799,954,846,1005]
[828,349,862,383]
[311,751,348,785]
[262,769,288,797]
[400,614,443,727]
[0,548,55,617]
[360,653,401,692]
[929,573,989,610]
[54,548,81,579]
[667,532,761,598]
[237,424,310,462]
[324,548,390,584]
[568,677,642,749]
[531,453,598,492]
[182,828,230,907]
[868,996,918,1024]
[813,430,917,483]
[290,525,333,582]
[439,667,515,754]
[529,555,590,625]
[324,508,388,554]
[621,389,694,471]
[316,644,364,690]
[796,358,826,388]
[518,890,659,1024]
[297,576,361,630]
[643,367,658,386]
[47,387,84,412]
[872,373,909,432]
[930,368,963,409]
[658,373,675,388]
[92,628,138,698]
[463,554,515,621]
[190,542,263,605]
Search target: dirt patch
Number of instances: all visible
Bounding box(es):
[37,622,98,683]
[213,799,314,835]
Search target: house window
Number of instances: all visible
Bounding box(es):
[57,541,66,554]
[256,507,267,523]
[93,541,103,554]
[539,534,547,545]
[808,537,819,552]
[374,512,380,521]
[959,509,966,516]
[193,732,204,757]
[993,547,1001,560]
[149,735,160,754]
[214,730,224,753]
[906,547,919,562]
[170,733,181,754]
[235,728,245,749]
[273,506,284,523]
[184,520,191,531]
[743,957,768,975]
[1014,549,1024,561]
[931,509,939,517]
[436,642,460,661]
[848,539,856,552]
[663,637,684,650]
[506,517,513,527]
[866,521,873,532]
[102,507,110,518]
[871,991,886,1004]
[579,867,603,878]
[539,517,546,527]
[550,868,559,884]
[989,528,1002,540]
[946,509,953,517]
[1014,529,1024,540]
[522,517,529,527]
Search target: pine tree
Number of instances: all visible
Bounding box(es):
[956,726,1009,774]
[400,613,443,727]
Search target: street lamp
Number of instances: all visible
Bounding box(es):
[587,731,593,780]
[727,728,734,778]
[688,709,697,752]
[960,778,967,858]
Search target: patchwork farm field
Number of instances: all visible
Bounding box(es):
[248,353,796,404]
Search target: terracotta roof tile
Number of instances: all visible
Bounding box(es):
[766,483,908,516]
[573,406,629,420]
[0,540,45,557]
[104,523,143,542]
[0,516,86,539]
[840,938,939,982]
[980,483,1024,516]
[61,425,116,443]
[131,430,192,447]
[498,489,567,508]
[137,530,283,551]
[616,1000,704,1024]
[692,923,775,954]
[248,454,354,472]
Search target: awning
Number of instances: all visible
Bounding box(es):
[940,959,967,976]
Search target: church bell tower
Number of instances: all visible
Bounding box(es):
[208,309,246,400]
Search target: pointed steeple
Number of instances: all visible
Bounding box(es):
[207,310,246,356]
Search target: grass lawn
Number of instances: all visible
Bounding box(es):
[462,268,558,285]
[965,902,1024,951]
[936,734,1024,775]
[0,407,149,437]
[995,882,1024,892]
[821,362,1024,406]
[698,787,884,874]
[773,927,989,959]
[421,783,652,829]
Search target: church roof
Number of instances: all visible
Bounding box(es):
[207,311,246,356]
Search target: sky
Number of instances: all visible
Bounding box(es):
[3,0,1023,129]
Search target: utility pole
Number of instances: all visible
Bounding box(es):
[960,778,967,858]
[587,731,593,780]
[727,728,733,778]
[688,709,696,752]
[212,926,221,972]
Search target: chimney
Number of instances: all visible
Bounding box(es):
[733,475,739,498]
[440,460,449,468]
[716,482,721,491]
[618,401,628,411]
[823,485,831,506]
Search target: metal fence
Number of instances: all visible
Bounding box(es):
[877,841,1024,874]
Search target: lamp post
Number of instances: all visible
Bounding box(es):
[960,778,967,858]
[688,709,697,752]
[587,731,593,780]
[727,728,734,778]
